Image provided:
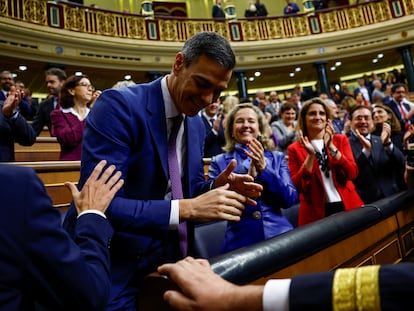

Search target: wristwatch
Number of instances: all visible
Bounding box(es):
[330,149,339,158]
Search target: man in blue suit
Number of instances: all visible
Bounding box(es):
[64,31,263,310]
[158,256,414,311]
[0,160,124,310]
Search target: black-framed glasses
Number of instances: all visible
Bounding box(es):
[77,82,95,91]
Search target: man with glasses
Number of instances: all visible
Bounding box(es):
[348,105,405,203]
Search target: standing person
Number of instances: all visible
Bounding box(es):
[270,102,297,155]
[284,0,300,15]
[264,91,281,123]
[212,0,225,18]
[0,160,124,310]
[348,105,406,204]
[31,68,67,136]
[209,103,298,253]
[50,75,95,160]
[254,0,268,17]
[372,103,404,151]
[385,83,414,132]
[0,71,33,120]
[0,85,36,161]
[63,32,263,311]
[325,98,344,134]
[201,98,224,158]
[287,98,363,226]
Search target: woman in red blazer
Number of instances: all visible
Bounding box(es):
[287,97,363,226]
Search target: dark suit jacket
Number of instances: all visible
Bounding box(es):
[385,98,413,131]
[0,164,113,310]
[31,97,55,136]
[64,78,211,310]
[212,4,225,18]
[348,133,405,204]
[0,100,36,161]
[290,263,414,310]
[287,134,363,225]
[201,115,225,158]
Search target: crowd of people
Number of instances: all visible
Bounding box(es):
[1,30,414,310]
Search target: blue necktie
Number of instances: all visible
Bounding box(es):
[168,115,187,257]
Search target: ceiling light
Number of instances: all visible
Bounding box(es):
[75,71,83,76]
[289,73,295,77]
[372,59,378,63]
[124,74,132,80]
[335,61,342,67]
[377,53,384,58]
[295,67,301,72]
[254,71,261,77]
[11,73,17,78]
[249,77,254,81]
[330,66,336,71]
[18,65,27,71]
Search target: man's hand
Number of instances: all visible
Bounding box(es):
[354,129,372,151]
[213,159,263,205]
[158,257,263,311]
[65,160,124,214]
[179,184,246,222]
[2,85,22,117]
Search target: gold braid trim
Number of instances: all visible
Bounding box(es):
[333,268,356,311]
[332,266,381,311]
[356,265,381,311]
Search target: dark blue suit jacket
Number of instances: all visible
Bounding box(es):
[290,263,414,310]
[0,100,36,161]
[0,164,113,310]
[348,133,405,204]
[64,78,211,310]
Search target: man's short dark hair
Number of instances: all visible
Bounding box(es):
[181,32,235,70]
[45,68,67,81]
[391,82,406,93]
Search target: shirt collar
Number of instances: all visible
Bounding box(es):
[161,75,181,119]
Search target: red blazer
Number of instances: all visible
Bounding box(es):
[287,134,363,226]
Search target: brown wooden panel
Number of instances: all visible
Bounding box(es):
[45,184,75,206]
[373,239,402,264]
[252,216,399,283]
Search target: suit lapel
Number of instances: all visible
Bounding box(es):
[145,79,169,179]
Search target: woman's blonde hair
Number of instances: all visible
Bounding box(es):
[223,103,275,152]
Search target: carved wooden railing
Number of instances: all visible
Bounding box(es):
[1,0,413,42]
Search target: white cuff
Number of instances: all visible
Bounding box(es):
[77,210,106,219]
[263,279,291,311]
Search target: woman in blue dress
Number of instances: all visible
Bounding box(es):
[208,103,298,253]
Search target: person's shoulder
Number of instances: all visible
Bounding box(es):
[0,164,36,185]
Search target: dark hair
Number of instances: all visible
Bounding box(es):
[181,32,235,70]
[349,104,372,120]
[45,68,67,81]
[60,74,89,109]
[297,97,332,138]
[280,102,297,114]
[391,83,407,93]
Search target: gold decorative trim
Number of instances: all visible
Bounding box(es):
[333,266,381,311]
[333,268,356,311]
[356,265,381,311]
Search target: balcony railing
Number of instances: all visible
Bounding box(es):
[1,0,413,42]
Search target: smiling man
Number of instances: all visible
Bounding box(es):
[64,32,263,311]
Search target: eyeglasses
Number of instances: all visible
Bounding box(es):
[77,82,95,91]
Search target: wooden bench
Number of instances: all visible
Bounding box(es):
[6,161,80,210]
[14,137,61,162]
